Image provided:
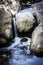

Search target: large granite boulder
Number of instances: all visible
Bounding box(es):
[0,6,13,45]
[16,10,35,33]
[30,23,43,56]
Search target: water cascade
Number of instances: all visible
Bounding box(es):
[0,8,43,65]
[13,18,17,37]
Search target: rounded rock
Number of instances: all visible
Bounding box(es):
[16,11,35,32]
[0,6,13,45]
[30,23,43,56]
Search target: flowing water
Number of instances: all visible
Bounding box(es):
[13,18,17,37]
[0,8,43,65]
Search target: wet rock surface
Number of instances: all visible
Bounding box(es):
[0,37,43,65]
[0,50,10,64]
[3,0,20,16]
[0,6,13,45]
[30,23,43,56]
[16,8,35,33]
[0,0,43,65]
[32,1,43,24]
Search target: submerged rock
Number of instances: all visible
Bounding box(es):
[0,6,13,45]
[20,37,28,42]
[30,23,43,56]
[16,10,35,33]
[0,50,10,64]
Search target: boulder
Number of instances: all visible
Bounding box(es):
[30,23,43,56]
[32,1,43,24]
[32,6,41,24]
[3,0,20,16]
[0,6,13,45]
[16,10,35,32]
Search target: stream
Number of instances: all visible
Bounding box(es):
[0,8,43,65]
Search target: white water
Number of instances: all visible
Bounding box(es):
[13,18,17,37]
[1,8,43,65]
[0,8,32,51]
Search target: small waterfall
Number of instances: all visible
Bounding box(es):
[13,17,17,37]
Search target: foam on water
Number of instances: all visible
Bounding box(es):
[1,8,43,65]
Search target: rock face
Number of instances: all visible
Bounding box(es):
[3,0,20,16]
[30,23,43,55]
[32,1,43,24]
[16,11,35,32]
[0,7,13,44]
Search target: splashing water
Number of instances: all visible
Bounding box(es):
[0,8,43,65]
